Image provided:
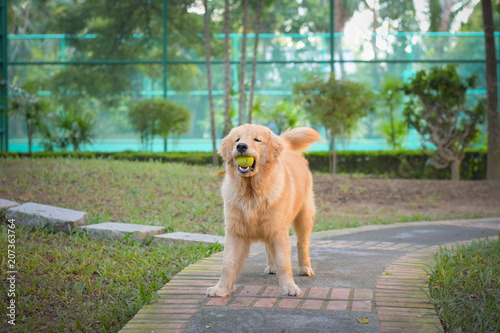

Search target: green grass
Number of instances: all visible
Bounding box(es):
[313,206,493,232]
[427,237,500,333]
[1,158,494,233]
[0,158,226,235]
[0,223,221,332]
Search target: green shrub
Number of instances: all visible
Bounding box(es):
[304,149,486,180]
[0,149,487,180]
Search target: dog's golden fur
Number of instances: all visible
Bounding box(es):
[207,124,323,297]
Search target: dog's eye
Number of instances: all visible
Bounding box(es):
[235,138,240,142]
[254,137,261,142]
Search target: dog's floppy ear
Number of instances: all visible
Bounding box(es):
[218,133,233,163]
[267,131,285,163]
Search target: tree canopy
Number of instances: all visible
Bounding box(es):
[402,65,486,181]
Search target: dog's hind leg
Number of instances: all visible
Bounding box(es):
[293,197,315,276]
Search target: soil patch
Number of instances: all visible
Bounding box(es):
[312,175,500,228]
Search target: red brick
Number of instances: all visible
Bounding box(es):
[138,307,198,314]
[261,286,281,297]
[239,285,263,296]
[380,328,435,333]
[123,322,189,330]
[230,297,255,307]
[376,297,430,303]
[326,301,348,311]
[133,313,193,320]
[353,289,373,301]
[379,321,441,329]
[206,297,231,306]
[351,301,372,312]
[301,300,324,310]
[376,311,436,318]
[376,307,435,314]
[156,298,203,305]
[308,287,329,299]
[376,301,434,309]
[331,288,351,300]
[378,316,441,324]
[253,298,277,308]
[277,298,301,309]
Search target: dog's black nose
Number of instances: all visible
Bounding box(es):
[236,143,248,153]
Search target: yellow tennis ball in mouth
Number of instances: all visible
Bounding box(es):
[236,155,254,167]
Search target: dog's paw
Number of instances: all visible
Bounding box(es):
[207,286,230,297]
[264,265,276,275]
[298,266,315,276]
[280,283,302,296]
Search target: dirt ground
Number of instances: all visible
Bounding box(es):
[312,175,500,223]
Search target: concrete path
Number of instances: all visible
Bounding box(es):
[120,218,500,333]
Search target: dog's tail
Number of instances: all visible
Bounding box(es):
[280,127,325,152]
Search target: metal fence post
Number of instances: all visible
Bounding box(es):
[163,0,168,152]
[329,0,335,75]
[0,0,7,151]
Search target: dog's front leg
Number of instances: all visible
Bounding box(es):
[207,233,250,297]
[272,236,302,296]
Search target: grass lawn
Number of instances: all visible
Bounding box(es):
[2,158,495,234]
[0,223,221,332]
[427,237,500,332]
[1,158,226,235]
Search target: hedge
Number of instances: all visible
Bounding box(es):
[0,149,487,180]
[304,150,487,180]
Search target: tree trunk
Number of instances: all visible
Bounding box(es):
[238,0,249,126]
[329,129,337,175]
[247,0,262,124]
[450,159,460,181]
[364,0,382,83]
[438,0,453,32]
[223,0,232,136]
[27,120,32,155]
[389,104,396,149]
[203,0,218,167]
[73,140,80,152]
[482,0,500,181]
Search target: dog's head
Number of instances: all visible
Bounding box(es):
[219,124,285,177]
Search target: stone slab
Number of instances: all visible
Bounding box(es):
[6,202,88,233]
[154,232,225,246]
[0,199,20,212]
[81,222,167,240]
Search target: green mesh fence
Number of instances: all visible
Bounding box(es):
[4,0,498,152]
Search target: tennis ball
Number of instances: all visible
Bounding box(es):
[236,155,254,167]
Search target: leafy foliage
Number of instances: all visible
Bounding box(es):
[128,99,191,151]
[265,99,307,134]
[402,65,485,180]
[377,74,408,149]
[294,73,374,173]
[41,108,97,152]
[294,73,374,138]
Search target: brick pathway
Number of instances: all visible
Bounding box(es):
[119,220,500,333]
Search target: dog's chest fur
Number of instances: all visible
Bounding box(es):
[222,165,292,240]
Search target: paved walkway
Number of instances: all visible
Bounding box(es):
[120,218,500,333]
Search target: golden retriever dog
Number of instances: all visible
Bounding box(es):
[207,124,323,297]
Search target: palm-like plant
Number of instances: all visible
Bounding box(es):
[41,108,96,152]
[7,82,48,154]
